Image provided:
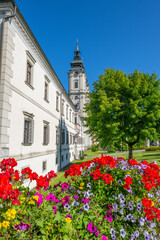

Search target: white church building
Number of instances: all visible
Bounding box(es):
[0,0,92,177]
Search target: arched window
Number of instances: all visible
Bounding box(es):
[75,96,78,100]
[75,81,78,88]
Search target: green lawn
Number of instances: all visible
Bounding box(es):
[83,149,107,157]
[51,150,160,186]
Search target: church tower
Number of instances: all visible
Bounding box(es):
[68,41,90,118]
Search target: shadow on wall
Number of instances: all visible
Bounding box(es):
[56,119,73,172]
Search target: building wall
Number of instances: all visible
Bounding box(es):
[0,2,90,180]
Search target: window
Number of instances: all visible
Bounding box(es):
[62,129,65,145]
[66,153,68,160]
[75,81,78,88]
[62,155,64,162]
[66,131,69,144]
[25,51,36,89]
[56,157,58,165]
[70,133,72,144]
[75,95,78,100]
[42,161,47,172]
[27,62,32,85]
[62,100,65,116]
[56,128,59,144]
[44,75,50,102]
[43,121,49,145]
[56,93,59,111]
[75,116,77,124]
[69,110,71,122]
[72,113,74,123]
[23,112,34,145]
[66,105,68,119]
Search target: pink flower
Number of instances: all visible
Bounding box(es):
[95,230,100,236]
[46,193,56,201]
[82,198,90,204]
[107,204,113,209]
[104,211,112,223]
[61,182,69,190]
[34,193,43,206]
[53,206,57,214]
[101,235,108,240]
[65,214,73,219]
[61,195,70,205]
[87,222,97,233]
[74,195,79,201]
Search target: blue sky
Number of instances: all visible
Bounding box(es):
[15,0,160,92]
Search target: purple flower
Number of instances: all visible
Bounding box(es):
[87,222,97,233]
[134,230,139,237]
[129,204,133,210]
[65,214,72,219]
[120,229,126,238]
[83,203,90,211]
[64,203,70,211]
[127,214,132,220]
[77,190,81,194]
[110,228,116,235]
[54,181,61,188]
[14,222,31,231]
[118,180,122,184]
[101,235,108,240]
[46,193,55,201]
[87,182,92,189]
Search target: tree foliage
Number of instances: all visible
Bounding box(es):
[84,69,160,158]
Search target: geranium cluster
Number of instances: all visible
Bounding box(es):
[0,155,160,240]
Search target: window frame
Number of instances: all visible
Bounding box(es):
[22,112,34,146]
[25,50,36,89]
[43,121,50,145]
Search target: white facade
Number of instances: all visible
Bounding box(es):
[0,0,91,179]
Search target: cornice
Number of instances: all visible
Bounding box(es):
[0,0,76,110]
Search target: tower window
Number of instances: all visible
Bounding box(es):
[75,96,78,100]
[74,81,78,88]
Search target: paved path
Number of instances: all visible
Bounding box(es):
[85,149,145,159]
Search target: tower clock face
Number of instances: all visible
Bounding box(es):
[74,72,78,77]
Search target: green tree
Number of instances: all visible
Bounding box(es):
[84,69,160,159]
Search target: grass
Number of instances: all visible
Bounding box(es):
[83,149,107,157]
[51,150,160,186]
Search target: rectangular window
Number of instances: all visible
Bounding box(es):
[44,82,49,101]
[42,161,47,172]
[69,109,71,122]
[75,117,77,124]
[62,129,65,145]
[27,62,32,85]
[43,121,50,145]
[66,131,69,144]
[23,112,34,145]
[72,113,74,123]
[62,155,64,162]
[25,51,36,89]
[62,100,65,116]
[56,128,59,145]
[56,157,58,165]
[56,95,59,111]
[66,105,68,119]
[66,153,68,160]
[70,133,72,145]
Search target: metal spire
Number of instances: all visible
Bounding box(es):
[76,39,79,51]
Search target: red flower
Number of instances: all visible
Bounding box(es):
[90,169,101,180]
[142,198,152,208]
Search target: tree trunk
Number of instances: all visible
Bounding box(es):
[128,144,133,159]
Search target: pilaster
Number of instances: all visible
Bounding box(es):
[0,20,14,158]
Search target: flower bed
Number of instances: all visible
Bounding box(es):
[0,155,160,239]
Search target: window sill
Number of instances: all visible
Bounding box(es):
[43,143,49,146]
[25,81,34,90]
[22,143,32,146]
[44,98,49,103]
